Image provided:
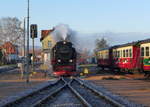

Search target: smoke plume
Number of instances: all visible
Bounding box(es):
[52,24,78,47]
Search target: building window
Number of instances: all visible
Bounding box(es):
[42,42,44,49]
[48,41,51,47]
[141,47,144,56]
[146,47,149,56]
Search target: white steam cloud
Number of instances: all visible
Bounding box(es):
[52,24,78,47]
[51,24,98,53]
[52,24,73,41]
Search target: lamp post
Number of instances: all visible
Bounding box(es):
[26,0,30,83]
[24,18,26,58]
[23,17,26,79]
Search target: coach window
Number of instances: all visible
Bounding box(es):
[115,51,117,57]
[107,52,109,58]
[146,47,149,56]
[120,50,122,57]
[141,47,144,57]
[113,51,114,57]
[129,49,132,57]
[118,51,120,57]
[126,50,128,57]
[113,51,116,57]
[123,50,125,57]
[106,52,108,59]
[114,51,116,57]
[116,51,118,57]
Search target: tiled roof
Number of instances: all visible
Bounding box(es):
[40,28,54,41]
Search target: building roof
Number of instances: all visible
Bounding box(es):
[0,42,17,54]
[40,28,55,41]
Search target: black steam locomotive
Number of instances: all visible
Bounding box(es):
[51,41,77,76]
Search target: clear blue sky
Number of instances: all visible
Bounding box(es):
[0,0,150,46]
[0,0,150,33]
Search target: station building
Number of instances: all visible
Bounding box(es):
[40,28,55,64]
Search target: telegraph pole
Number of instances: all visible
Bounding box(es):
[26,0,30,83]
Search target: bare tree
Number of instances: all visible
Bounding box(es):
[0,17,24,46]
[94,38,109,52]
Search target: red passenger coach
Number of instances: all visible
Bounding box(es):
[97,48,113,69]
[97,42,141,73]
[112,42,141,72]
[96,38,150,76]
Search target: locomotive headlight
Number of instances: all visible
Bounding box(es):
[69,59,73,62]
[63,41,66,44]
[58,59,61,62]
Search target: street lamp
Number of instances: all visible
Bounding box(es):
[23,17,26,57]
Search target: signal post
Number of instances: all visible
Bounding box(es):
[30,24,38,77]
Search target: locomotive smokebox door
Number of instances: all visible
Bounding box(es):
[30,24,38,38]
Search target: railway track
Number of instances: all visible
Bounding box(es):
[0,78,65,107]
[0,66,18,73]
[69,78,123,107]
[0,77,125,107]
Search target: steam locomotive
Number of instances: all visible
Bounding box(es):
[51,41,77,76]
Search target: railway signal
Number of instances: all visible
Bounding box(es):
[30,24,38,78]
[30,24,38,38]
